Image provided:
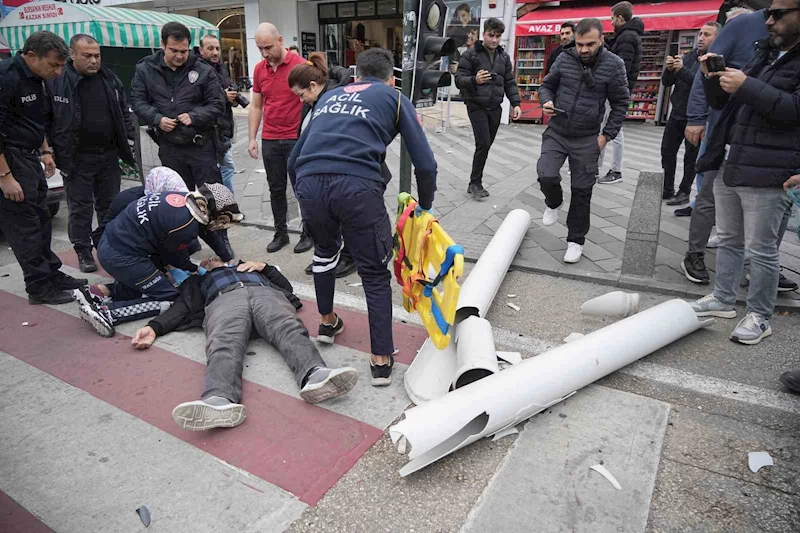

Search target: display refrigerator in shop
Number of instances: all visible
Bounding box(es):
[514,34,552,123]
[628,31,668,121]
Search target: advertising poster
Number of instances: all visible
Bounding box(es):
[444,0,481,97]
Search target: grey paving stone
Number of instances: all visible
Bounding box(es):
[586,227,620,245]
[595,257,623,272]
[600,225,628,241]
[598,240,625,258]
[527,228,567,251]
[580,241,617,262]
[605,215,630,228]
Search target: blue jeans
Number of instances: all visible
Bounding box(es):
[220,146,235,195]
[712,166,791,318]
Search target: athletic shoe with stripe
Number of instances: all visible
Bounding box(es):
[318,315,344,344]
[172,396,247,431]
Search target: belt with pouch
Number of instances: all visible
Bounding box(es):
[208,280,264,304]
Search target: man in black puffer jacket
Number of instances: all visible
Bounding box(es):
[598,2,644,185]
[455,17,521,199]
[536,18,629,265]
[689,0,800,346]
[131,22,225,191]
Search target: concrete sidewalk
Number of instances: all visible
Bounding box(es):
[137,109,800,310]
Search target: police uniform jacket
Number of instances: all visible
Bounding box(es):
[101,191,233,270]
[130,50,224,146]
[0,53,48,155]
[46,60,136,175]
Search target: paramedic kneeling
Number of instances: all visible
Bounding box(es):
[288,48,437,387]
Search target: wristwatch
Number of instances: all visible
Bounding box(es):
[0,170,11,178]
[40,149,54,156]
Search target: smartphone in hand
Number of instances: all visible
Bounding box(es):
[669,43,679,57]
[706,55,726,73]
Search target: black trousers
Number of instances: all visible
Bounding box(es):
[661,117,699,195]
[65,150,121,254]
[0,148,62,292]
[467,105,502,186]
[159,142,222,191]
[536,129,599,245]
[262,139,297,235]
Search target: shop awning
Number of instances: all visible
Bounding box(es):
[0,1,219,52]
[516,0,720,35]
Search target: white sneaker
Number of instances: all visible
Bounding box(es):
[542,206,559,226]
[564,242,583,263]
[707,234,720,248]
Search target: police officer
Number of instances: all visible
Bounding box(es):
[48,34,136,273]
[0,31,88,305]
[131,22,225,190]
[288,48,437,387]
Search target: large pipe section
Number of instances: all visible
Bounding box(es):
[455,209,531,322]
[404,209,531,404]
[391,300,712,477]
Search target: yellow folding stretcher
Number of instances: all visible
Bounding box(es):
[393,193,464,349]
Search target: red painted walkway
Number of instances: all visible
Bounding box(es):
[0,490,55,533]
[0,290,382,506]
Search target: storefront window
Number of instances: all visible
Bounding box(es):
[358,1,376,17]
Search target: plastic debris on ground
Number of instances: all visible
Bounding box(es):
[748,451,774,473]
[564,332,585,343]
[491,426,519,441]
[507,294,517,298]
[136,506,151,527]
[580,291,640,318]
[348,282,362,287]
[506,302,520,312]
[590,464,621,490]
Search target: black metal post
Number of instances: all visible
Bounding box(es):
[131,111,145,185]
[399,0,418,194]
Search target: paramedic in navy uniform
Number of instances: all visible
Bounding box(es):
[0,31,88,305]
[289,48,438,387]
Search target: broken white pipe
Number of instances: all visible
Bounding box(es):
[390,299,713,477]
[452,316,499,390]
[455,209,531,322]
[581,291,640,318]
[404,209,531,405]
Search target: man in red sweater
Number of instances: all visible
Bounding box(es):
[247,22,312,253]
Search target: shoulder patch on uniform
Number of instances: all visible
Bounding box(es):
[344,83,372,93]
[166,193,187,208]
[188,70,199,84]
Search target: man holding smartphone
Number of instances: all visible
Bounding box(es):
[455,17,522,199]
[536,18,629,264]
[689,0,800,345]
[660,22,720,205]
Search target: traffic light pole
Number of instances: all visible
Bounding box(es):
[398,0,419,194]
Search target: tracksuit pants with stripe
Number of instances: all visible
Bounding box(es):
[295,174,395,357]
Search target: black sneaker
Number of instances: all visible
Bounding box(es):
[78,301,115,338]
[305,263,313,275]
[662,189,675,200]
[778,272,798,292]
[674,206,693,217]
[667,191,691,206]
[267,233,289,253]
[335,256,357,278]
[744,271,799,292]
[77,250,98,273]
[779,370,800,394]
[317,314,344,344]
[597,170,622,184]
[681,252,710,284]
[28,284,75,305]
[370,355,394,387]
[467,183,490,199]
[50,271,88,290]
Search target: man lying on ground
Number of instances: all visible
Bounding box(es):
[130,257,359,431]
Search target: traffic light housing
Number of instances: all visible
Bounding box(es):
[412,0,455,107]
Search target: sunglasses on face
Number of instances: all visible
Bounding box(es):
[767,7,800,21]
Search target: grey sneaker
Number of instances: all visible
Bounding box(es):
[730,312,772,345]
[171,396,247,431]
[690,294,736,318]
[597,170,622,184]
[300,366,359,404]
